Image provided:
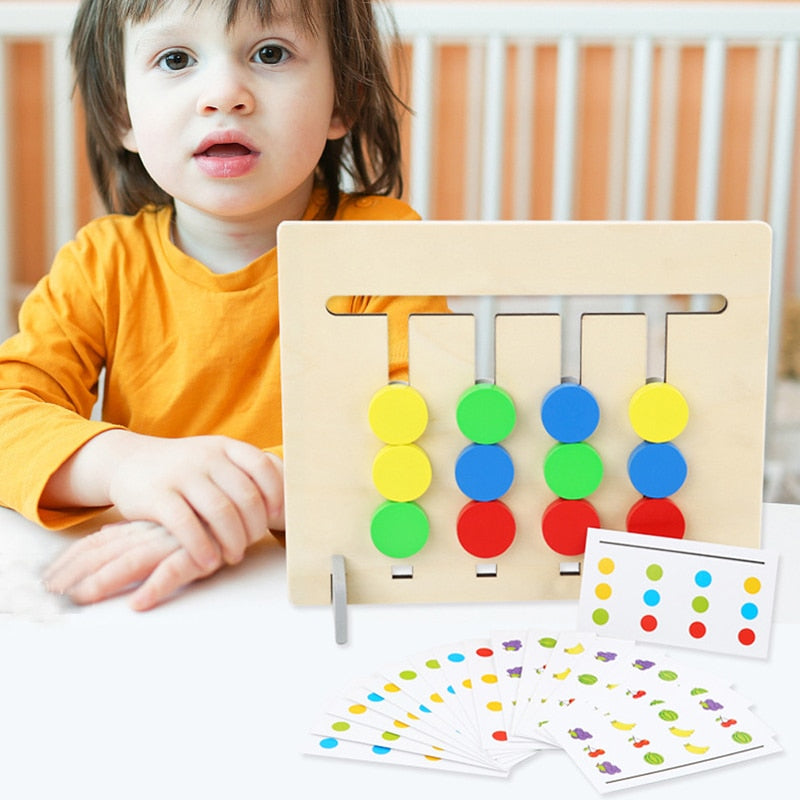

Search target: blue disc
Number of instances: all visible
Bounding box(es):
[454,443,514,501]
[541,383,600,443]
[627,441,687,499]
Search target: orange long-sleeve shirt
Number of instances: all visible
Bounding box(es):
[0,190,448,529]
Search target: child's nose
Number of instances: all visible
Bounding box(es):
[197,65,254,115]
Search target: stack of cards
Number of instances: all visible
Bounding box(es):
[305,630,780,792]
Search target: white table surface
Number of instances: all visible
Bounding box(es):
[1,502,797,800]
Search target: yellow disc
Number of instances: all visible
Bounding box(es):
[628,382,689,442]
[368,384,429,444]
[372,444,433,502]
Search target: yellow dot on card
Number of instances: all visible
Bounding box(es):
[407,712,419,721]
[628,382,689,442]
[595,582,612,600]
[487,701,503,712]
[598,557,615,575]
[744,576,761,594]
[462,679,472,689]
[393,720,409,729]
[372,444,432,502]
[424,756,442,762]
[429,693,444,703]
[348,704,367,715]
[384,683,401,693]
[481,674,499,684]
[368,384,429,444]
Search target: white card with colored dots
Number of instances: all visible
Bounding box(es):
[577,529,779,658]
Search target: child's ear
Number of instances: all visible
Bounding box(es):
[120,127,139,153]
[327,109,349,141]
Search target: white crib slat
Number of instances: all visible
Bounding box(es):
[480,35,506,220]
[606,43,630,220]
[653,43,681,220]
[625,36,653,220]
[512,43,535,220]
[766,38,800,426]
[552,35,579,220]
[408,34,435,220]
[0,42,10,339]
[50,35,76,258]
[695,36,726,221]
[747,44,777,221]
[463,44,483,220]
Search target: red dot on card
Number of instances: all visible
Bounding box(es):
[476,647,494,658]
[492,731,508,742]
[640,615,658,632]
[738,628,756,646]
[689,621,707,639]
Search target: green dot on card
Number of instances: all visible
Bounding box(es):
[592,608,610,625]
[646,564,664,581]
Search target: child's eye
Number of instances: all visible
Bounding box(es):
[253,44,288,65]
[157,50,195,71]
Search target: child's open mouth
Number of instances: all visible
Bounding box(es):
[194,138,260,178]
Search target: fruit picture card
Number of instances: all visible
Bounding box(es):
[577,529,778,658]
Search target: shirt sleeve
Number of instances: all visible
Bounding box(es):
[0,235,124,528]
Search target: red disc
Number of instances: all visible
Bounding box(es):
[456,500,516,558]
[626,497,686,539]
[640,615,658,632]
[541,498,600,556]
[738,628,756,646]
[689,621,707,639]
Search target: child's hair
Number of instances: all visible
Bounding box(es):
[70,0,406,218]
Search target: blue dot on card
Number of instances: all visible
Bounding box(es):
[367,692,384,702]
[448,652,466,663]
[447,685,456,694]
[741,602,759,620]
[372,745,391,755]
[419,704,431,713]
[319,737,339,749]
[643,589,661,607]
[695,570,712,588]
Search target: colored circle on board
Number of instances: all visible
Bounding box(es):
[641,615,658,632]
[372,443,432,502]
[689,621,707,639]
[627,441,687,498]
[368,383,429,444]
[626,497,686,539]
[541,497,600,556]
[456,500,516,558]
[543,442,603,499]
[695,570,712,588]
[738,628,756,646]
[454,443,515,501]
[741,602,758,620]
[628,382,689,443]
[370,501,430,558]
[456,383,516,444]
[319,738,339,749]
[540,382,600,443]
[744,576,761,594]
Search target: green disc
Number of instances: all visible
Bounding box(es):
[543,442,604,499]
[455,383,516,444]
[370,501,430,559]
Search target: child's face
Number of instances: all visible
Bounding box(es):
[120,0,347,223]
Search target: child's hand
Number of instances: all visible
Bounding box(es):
[43,520,220,610]
[45,431,284,574]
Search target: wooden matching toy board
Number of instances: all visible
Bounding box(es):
[278,221,771,607]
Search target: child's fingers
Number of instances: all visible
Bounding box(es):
[60,533,181,605]
[149,488,223,572]
[42,521,164,589]
[127,548,206,611]
[224,442,284,530]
